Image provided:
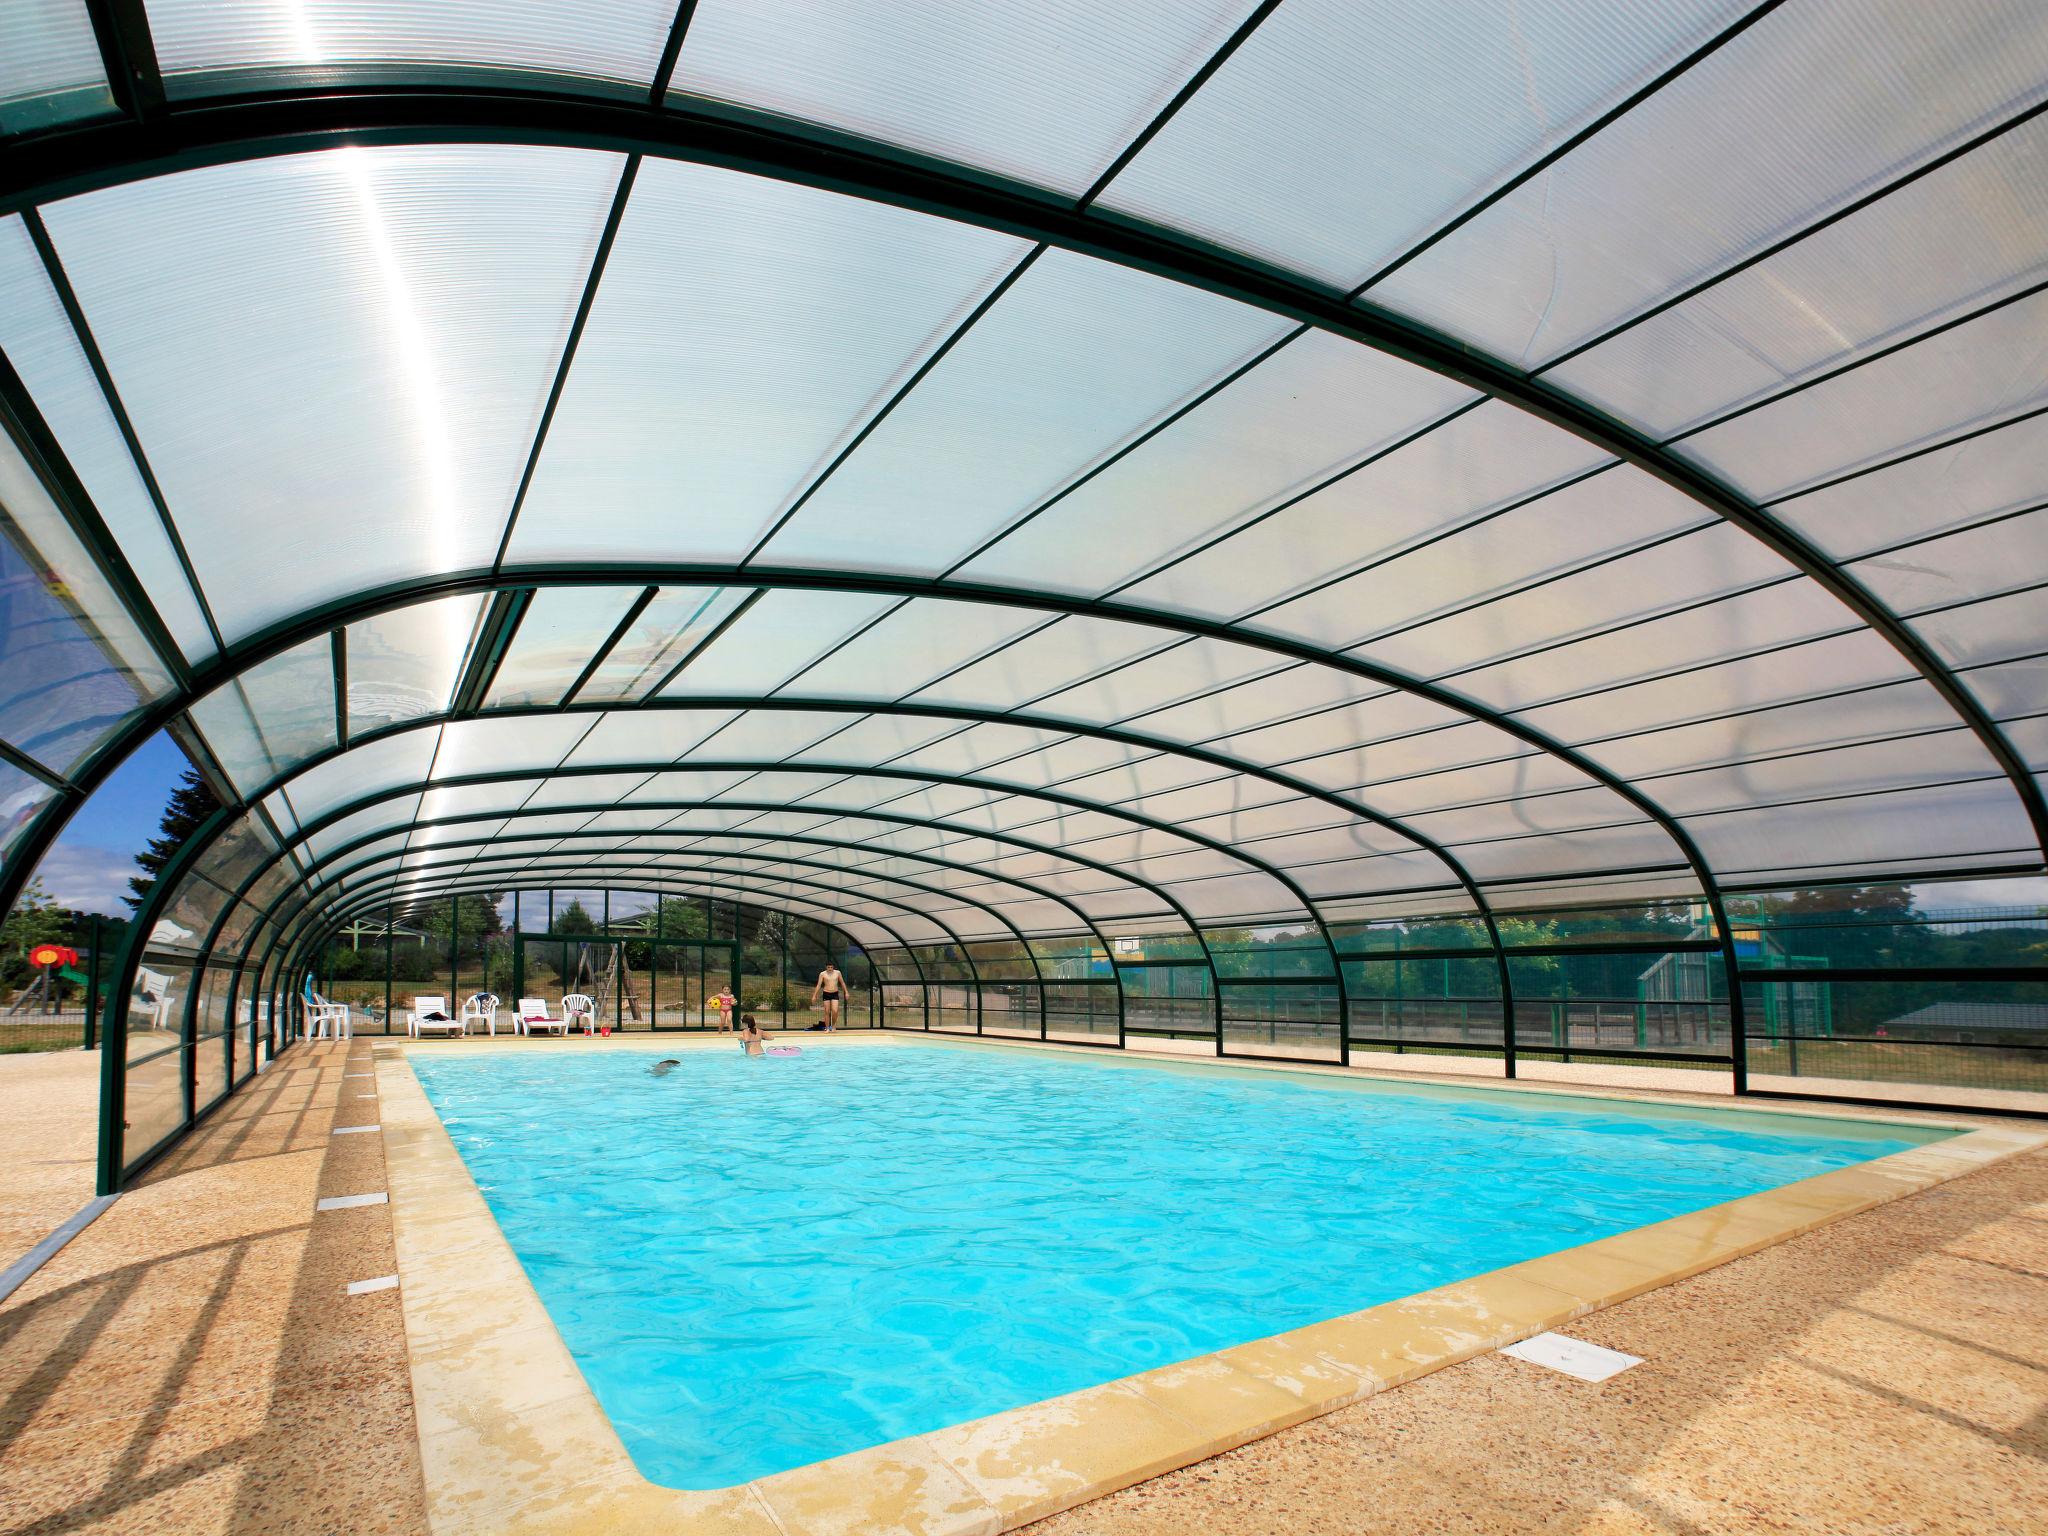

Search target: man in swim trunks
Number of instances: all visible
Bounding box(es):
[811,964,846,1031]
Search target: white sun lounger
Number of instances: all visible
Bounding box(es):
[409,995,462,1038]
[517,997,568,1037]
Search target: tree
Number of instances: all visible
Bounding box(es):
[127,766,221,910]
[552,899,596,936]
[418,893,506,943]
[655,897,708,940]
[1,877,68,992]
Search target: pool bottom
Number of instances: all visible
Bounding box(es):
[377,1033,2045,1536]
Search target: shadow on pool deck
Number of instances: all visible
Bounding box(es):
[0,1041,2042,1535]
[0,1040,429,1536]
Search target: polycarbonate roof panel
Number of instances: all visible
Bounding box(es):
[1363,524,1791,680]
[1370,0,2048,365]
[345,596,482,738]
[41,145,623,640]
[1252,463,1701,650]
[1768,410,2048,560]
[662,589,897,696]
[1912,590,2048,671]
[757,248,1293,574]
[10,9,2047,948]
[1099,0,1741,288]
[671,0,1257,198]
[1849,512,2048,616]
[485,586,643,709]
[0,761,55,868]
[0,1,114,134]
[1648,730,2004,817]
[1033,638,1286,727]
[1125,403,1614,625]
[1679,288,2048,505]
[572,587,751,704]
[188,634,335,793]
[508,158,1025,566]
[1686,778,2035,875]
[151,0,675,97]
[954,330,1477,595]
[773,599,1044,702]
[283,726,440,826]
[0,215,214,661]
[1546,112,2048,439]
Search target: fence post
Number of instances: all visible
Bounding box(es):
[82,914,101,1050]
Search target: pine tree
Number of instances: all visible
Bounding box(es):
[126,766,222,911]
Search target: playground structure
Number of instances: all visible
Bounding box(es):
[1,932,120,1053]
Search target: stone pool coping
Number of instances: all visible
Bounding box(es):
[373,1032,2048,1536]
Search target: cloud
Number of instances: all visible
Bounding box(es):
[29,845,137,917]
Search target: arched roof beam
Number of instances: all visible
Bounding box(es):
[300,813,1147,951]
[308,838,1085,960]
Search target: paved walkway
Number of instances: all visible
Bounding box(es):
[0,1040,427,1536]
[0,1051,102,1274]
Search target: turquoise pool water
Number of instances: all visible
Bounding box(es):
[410,1042,1941,1488]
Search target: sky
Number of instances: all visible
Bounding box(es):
[32,730,194,917]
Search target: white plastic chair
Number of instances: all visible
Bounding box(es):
[409,995,461,1038]
[136,968,176,1030]
[461,993,500,1036]
[517,997,567,1037]
[562,992,597,1035]
[304,988,352,1040]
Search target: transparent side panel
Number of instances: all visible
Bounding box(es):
[1511,950,1731,1060]
[979,981,1042,1040]
[1725,880,2048,971]
[1219,980,1340,1061]
[1204,922,1335,979]
[123,950,193,1170]
[1342,955,1503,1053]
[193,962,235,1108]
[914,944,977,1032]
[1044,979,1119,1044]
[0,429,170,775]
[868,947,928,1026]
[1330,912,1490,955]
[1117,962,1213,1040]
[1745,978,2048,1109]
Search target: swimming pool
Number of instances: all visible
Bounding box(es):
[409,1040,1943,1488]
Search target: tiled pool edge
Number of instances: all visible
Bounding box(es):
[374,1039,2048,1536]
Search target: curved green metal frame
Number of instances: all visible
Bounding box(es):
[36,8,2047,1182]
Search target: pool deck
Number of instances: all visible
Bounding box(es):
[0,1050,102,1276]
[2,1030,2044,1534]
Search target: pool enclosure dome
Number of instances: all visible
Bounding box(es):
[1,1,2044,1180]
